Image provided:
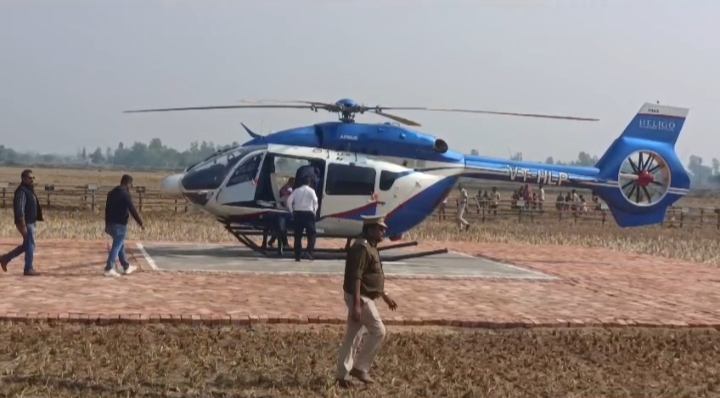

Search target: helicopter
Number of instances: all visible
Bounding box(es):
[123,98,691,260]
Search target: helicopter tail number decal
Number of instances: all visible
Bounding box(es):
[593,102,691,228]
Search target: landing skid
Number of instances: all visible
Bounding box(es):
[224,225,448,262]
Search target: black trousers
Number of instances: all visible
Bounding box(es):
[292,211,316,258]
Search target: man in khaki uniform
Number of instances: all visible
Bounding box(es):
[336,215,398,388]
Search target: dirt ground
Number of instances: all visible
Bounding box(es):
[0,323,718,398]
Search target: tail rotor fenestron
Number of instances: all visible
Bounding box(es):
[618,150,671,207]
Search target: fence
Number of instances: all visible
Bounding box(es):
[436,197,720,229]
[1,183,719,229]
[0,183,189,213]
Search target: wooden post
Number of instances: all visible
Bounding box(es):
[0,182,8,209]
[700,208,705,226]
[44,184,55,208]
[716,208,720,230]
[174,199,178,213]
[86,184,98,211]
[136,186,146,212]
[680,208,685,228]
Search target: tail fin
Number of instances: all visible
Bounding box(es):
[593,102,691,227]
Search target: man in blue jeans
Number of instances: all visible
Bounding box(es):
[104,174,144,277]
[0,169,43,276]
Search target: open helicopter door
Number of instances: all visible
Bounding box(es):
[319,160,379,235]
[252,149,327,213]
[215,150,266,206]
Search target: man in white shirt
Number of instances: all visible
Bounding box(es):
[457,183,470,230]
[287,176,319,261]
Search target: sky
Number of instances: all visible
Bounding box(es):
[0,0,716,164]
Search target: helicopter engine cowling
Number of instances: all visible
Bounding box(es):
[433,139,448,154]
[296,122,462,163]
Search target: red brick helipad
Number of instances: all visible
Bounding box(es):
[0,238,719,328]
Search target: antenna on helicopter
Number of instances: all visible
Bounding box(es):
[123,97,600,126]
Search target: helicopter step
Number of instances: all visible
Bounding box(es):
[224,225,449,262]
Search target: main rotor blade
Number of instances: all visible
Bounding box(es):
[123,104,312,113]
[369,110,422,127]
[377,107,600,122]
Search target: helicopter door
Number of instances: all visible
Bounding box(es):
[320,162,378,225]
[215,151,265,207]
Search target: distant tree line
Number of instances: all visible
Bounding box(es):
[1,139,719,187]
[0,139,240,172]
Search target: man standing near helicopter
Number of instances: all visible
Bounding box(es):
[457,183,470,230]
[286,176,318,261]
[336,214,397,388]
[267,177,294,254]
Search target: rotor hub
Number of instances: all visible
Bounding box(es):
[637,170,654,187]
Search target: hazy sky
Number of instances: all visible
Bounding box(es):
[0,0,716,164]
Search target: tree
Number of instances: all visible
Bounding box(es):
[510,152,522,161]
[545,156,554,164]
[688,155,712,187]
[712,158,720,175]
[105,147,113,163]
[470,149,479,156]
[89,147,104,164]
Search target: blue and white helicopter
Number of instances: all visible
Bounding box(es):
[124,99,690,260]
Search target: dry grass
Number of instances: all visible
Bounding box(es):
[0,166,169,187]
[1,209,719,265]
[0,323,718,398]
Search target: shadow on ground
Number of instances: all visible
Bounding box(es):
[0,323,719,397]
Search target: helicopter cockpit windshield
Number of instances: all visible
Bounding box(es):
[180,145,266,191]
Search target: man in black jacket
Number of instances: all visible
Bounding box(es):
[104,174,144,277]
[0,169,43,276]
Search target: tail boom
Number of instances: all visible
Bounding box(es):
[455,102,691,228]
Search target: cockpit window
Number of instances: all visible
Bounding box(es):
[226,153,264,187]
[187,146,262,174]
[379,170,402,191]
[180,146,265,191]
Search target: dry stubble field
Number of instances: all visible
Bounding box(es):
[2,166,720,397]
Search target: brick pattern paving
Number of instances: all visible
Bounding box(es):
[0,238,719,328]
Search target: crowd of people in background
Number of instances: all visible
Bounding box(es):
[437,182,606,225]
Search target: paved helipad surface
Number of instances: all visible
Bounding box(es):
[1,238,720,328]
[138,242,554,279]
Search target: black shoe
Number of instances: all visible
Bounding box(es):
[295,257,301,262]
[23,269,40,276]
[0,256,8,272]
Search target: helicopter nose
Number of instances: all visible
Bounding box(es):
[160,173,184,199]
